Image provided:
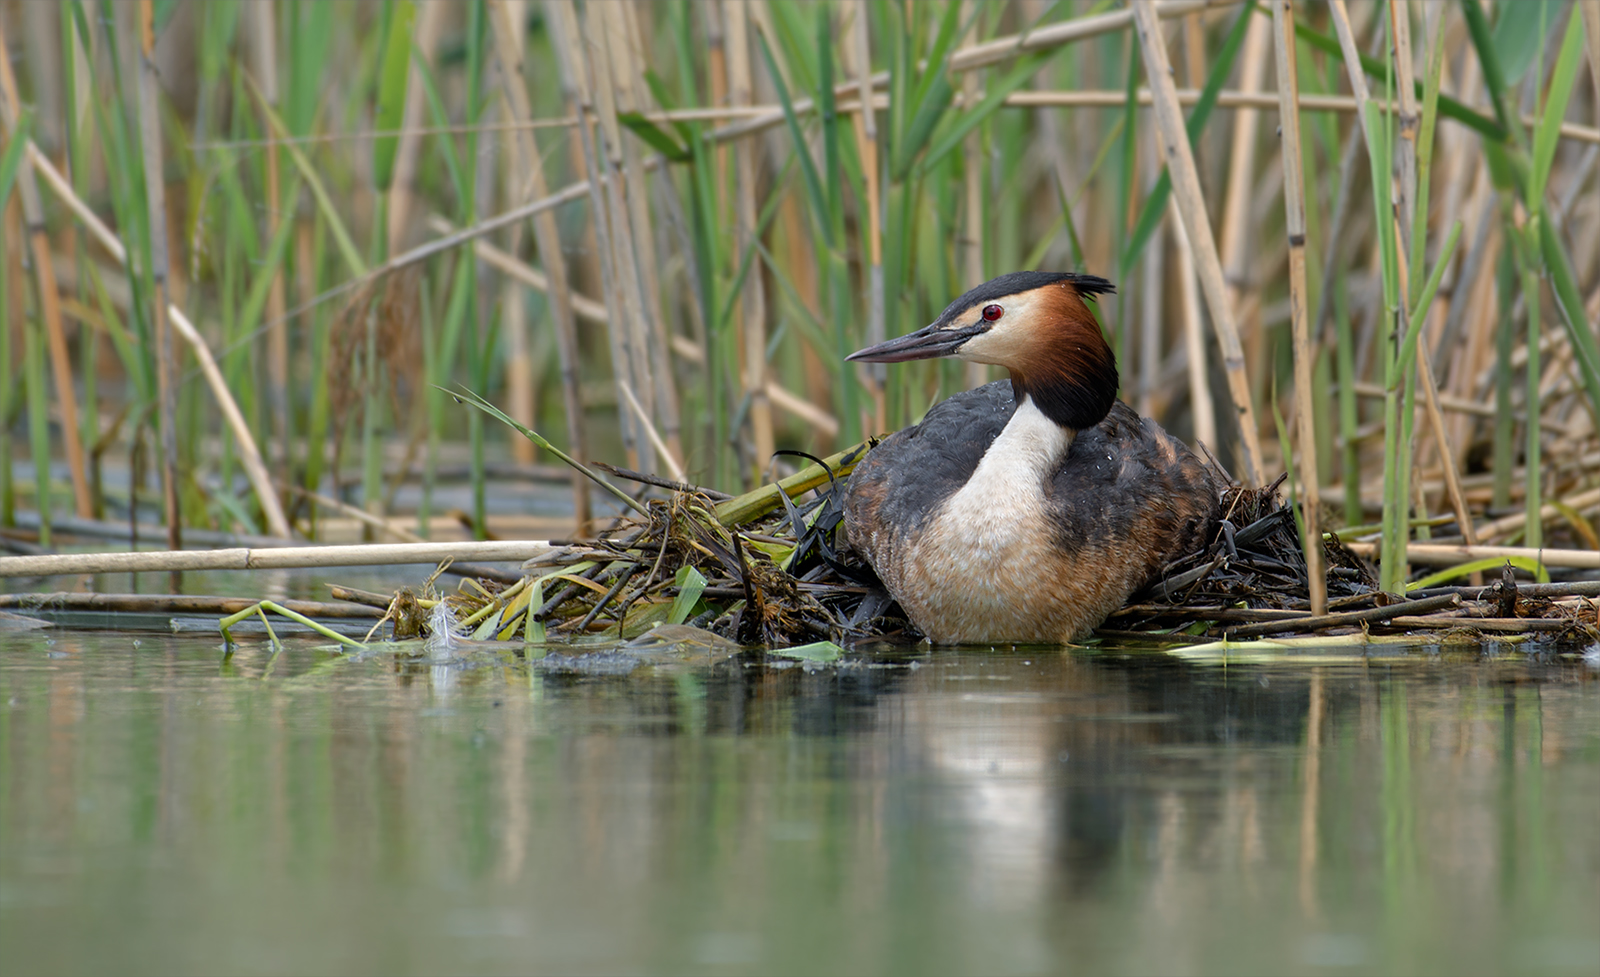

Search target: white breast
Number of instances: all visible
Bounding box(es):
[889,398,1125,643]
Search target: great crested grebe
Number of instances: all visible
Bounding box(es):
[844,271,1227,644]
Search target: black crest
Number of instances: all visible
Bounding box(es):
[932,271,1115,327]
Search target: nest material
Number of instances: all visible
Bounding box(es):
[385,463,1597,650]
[397,447,900,648]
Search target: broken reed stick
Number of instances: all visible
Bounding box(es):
[1132,1,1264,485]
[1475,485,1600,543]
[282,481,422,543]
[1407,579,1600,600]
[138,0,183,551]
[1222,592,1462,638]
[231,88,1600,145]
[1385,616,1579,632]
[1340,541,1600,569]
[0,591,384,619]
[0,540,555,578]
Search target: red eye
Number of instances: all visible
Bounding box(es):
[982,304,1004,322]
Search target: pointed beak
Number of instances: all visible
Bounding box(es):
[845,320,986,363]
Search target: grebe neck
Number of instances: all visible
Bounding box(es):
[950,394,1075,512]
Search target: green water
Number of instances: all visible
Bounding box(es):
[1,632,1596,976]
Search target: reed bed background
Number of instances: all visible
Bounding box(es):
[0,0,1596,599]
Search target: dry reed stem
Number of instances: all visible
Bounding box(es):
[244,0,291,470]
[704,0,1218,145]
[549,0,640,469]
[489,0,591,529]
[283,482,423,544]
[304,88,1600,142]
[1218,13,1270,314]
[1170,197,1216,447]
[0,541,558,579]
[0,22,92,520]
[618,380,685,484]
[764,380,840,438]
[1340,542,1600,570]
[1137,160,1166,420]
[1475,485,1600,543]
[167,308,294,538]
[138,0,181,549]
[610,1,682,463]
[1416,355,1477,548]
[587,1,660,475]
[1133,2,1264,484]
[961,0,987,393]
[1272,0,1326,615]
[493,1,535,467]
[432,217,608,324]
[386,0,442,255]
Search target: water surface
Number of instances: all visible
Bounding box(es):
[2,631,1596,976]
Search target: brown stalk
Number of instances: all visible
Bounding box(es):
[1135,147,1164,420]
[489,0,591,530]
[136,0,181,552]
[493,3,535,468]
[1170,197,1217,447]
[0,540,560,579]
[1272,0,1326,614]
[1217,13,1270,315]
[585,0,662,477]
[1223,592,1461,638]
[610,1,684,466]
[546,0,641,471]
[961,0,987,392]
[1340,542,1599,569]
[0,21,93,521]
[1416,355,1478,548]
[243,0,292,473]
[1132,2,1264,484]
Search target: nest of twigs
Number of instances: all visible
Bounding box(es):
[383,444,902,648]
[379,452,1596,650]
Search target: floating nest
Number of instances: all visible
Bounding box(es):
[364,451,1598,650]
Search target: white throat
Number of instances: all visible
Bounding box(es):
[943,395,1075,524]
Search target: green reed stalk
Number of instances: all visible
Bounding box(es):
[1332,269,1361,526]
[1520,255,1542,551]
[757,22,859,448]
[25,316,49,546]
[1490,247,1516,512]
[0,109,30,527]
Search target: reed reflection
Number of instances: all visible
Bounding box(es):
[1,636,1594,976]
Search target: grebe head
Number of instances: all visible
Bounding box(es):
[847,271,1119,430]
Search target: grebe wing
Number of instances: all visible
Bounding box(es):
[845,380,1016,542]
[1046,401,1227,577]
